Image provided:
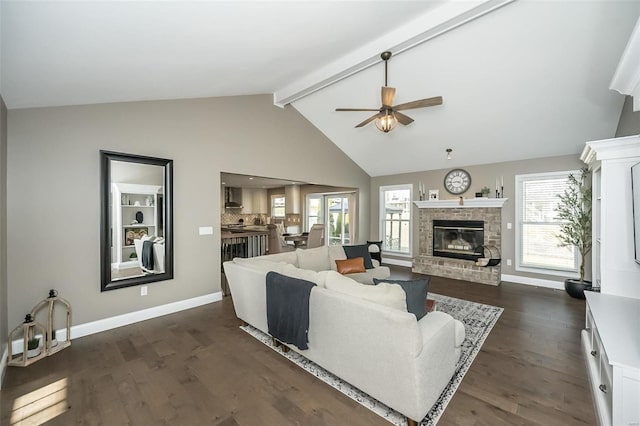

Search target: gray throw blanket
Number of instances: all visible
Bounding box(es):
[266,271,316,350]
[142,240,155,270]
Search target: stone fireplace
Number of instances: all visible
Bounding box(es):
[413,198,506,286]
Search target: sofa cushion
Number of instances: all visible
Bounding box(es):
[261,251,298,266]
[280,263,328,288]
[325,271,406,311]
[343,245,374,269]
[328,245,347,271]
[335,257,365,274]
[374,277,431,320]
[232,258,288,274]
[296,246,331,271]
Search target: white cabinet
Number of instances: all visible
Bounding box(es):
[581,135,640,425]
[582,292,640,426]
[241,188,254,214]
[111,183,162,269]
[581,135,640,298]
[252,189,268,214]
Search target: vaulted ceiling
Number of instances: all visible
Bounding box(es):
[2,1,639,176]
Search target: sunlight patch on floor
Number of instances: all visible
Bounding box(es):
[10,378,68,425]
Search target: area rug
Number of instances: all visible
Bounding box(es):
[240,293,503,425]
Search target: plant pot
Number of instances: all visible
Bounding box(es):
[565,279,592,299]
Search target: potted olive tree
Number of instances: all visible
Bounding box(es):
[555,167,592,299]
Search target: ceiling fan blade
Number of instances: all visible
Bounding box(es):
[336,108,381,112]
[393,96,443,111]
[381,86,396,107]
[394,111,414,125]
[355,112,384,128]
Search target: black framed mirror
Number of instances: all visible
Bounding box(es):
[100,150,173,291]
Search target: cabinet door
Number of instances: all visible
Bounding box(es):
[252,189,268,214]
[620,373,640,426]
[242,188,254,214]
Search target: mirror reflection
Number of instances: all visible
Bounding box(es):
[110,161,165,280]
[100,151,173,291]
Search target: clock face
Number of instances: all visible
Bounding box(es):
[444,169,471,195]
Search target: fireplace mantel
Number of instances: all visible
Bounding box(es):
[414,198,508,209]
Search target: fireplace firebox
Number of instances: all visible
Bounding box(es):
[433,220,484,261]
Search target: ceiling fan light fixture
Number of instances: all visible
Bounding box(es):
[375,112,398,133]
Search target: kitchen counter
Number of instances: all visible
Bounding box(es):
[221,226,269,262]
[221,225,269,238]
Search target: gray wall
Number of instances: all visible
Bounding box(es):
[0,95,7,366]
[370,154,585,282]
[615,95,640,137]
[7,94,371,326]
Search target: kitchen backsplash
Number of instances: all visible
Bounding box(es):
[221,213,268,225]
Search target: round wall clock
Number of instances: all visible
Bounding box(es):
[444,169,471,195]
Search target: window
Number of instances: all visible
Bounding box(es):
[516,171,579,275]
[304,192,355,245]
[271,195,285,218]
[379,185,412,255]
[305,195,322,230]
[327,195,350,245]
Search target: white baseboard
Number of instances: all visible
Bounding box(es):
[0,344,8,390]
[501,274,564,290]
[10,292,223,355]
[382,257,413,267]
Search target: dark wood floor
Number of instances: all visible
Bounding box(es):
[1,267,596,425]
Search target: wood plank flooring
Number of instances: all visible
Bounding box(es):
[1,268,596,425]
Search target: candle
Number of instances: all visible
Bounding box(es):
[501,176,504,186]
[496,179,498,190]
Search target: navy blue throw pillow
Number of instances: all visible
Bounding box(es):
[343,245,374,269]
[373,277,431,320]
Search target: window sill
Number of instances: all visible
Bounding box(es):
[516,265,579,278]
[382,251,412,258]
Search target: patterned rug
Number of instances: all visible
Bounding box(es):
[241,293,503,425]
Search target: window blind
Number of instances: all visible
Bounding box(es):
[517,171,578,273]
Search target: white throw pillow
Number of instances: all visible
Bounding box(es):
[280,264,328,288]
[324,271,406,311]
[296,246,331,271]
[328,245,347,271]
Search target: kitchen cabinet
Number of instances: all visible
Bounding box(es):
[252,189,268,214]
[241,188,253,214]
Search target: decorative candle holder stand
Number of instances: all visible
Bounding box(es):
[8,314,47,367]
[8,289,72,367]
[474,245,502,267]
[31,289,72,356]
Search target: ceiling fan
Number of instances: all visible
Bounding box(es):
[335,51,443,133]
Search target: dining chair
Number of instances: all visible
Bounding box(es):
[305,224,325,249]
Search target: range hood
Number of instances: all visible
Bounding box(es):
[224,187,243,209]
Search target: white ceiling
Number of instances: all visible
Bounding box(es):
[2,1,639,177]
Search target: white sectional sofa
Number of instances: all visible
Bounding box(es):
[259,245,391,284]
[223,245,466,425]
